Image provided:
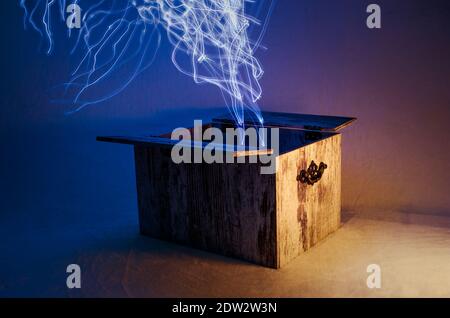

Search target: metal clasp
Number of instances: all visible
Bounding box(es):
[297,161,327,186]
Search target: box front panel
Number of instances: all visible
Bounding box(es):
[134,145,278,267]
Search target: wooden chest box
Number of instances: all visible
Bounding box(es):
[98,112,355,268]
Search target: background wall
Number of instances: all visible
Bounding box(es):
[1,0,450,217]
[261,0,450,215]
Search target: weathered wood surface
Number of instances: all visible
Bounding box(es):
[213,111,356,131]
[276,134,341,267]
[134,146,278,267]
[133,132,341,268]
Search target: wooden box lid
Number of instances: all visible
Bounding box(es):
[96,135,273,158]
[97,112,355,157]
[213,111,356,131]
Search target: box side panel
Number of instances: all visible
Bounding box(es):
[276,134,341,267]
[134,146,278,268]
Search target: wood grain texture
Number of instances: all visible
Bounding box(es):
[122,123,346,268]
[132,133,342,268]
[276,134,341,267]
[134,145,278,267]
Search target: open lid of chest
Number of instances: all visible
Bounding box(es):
[97,111,356,157]
[212,111,356,132]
